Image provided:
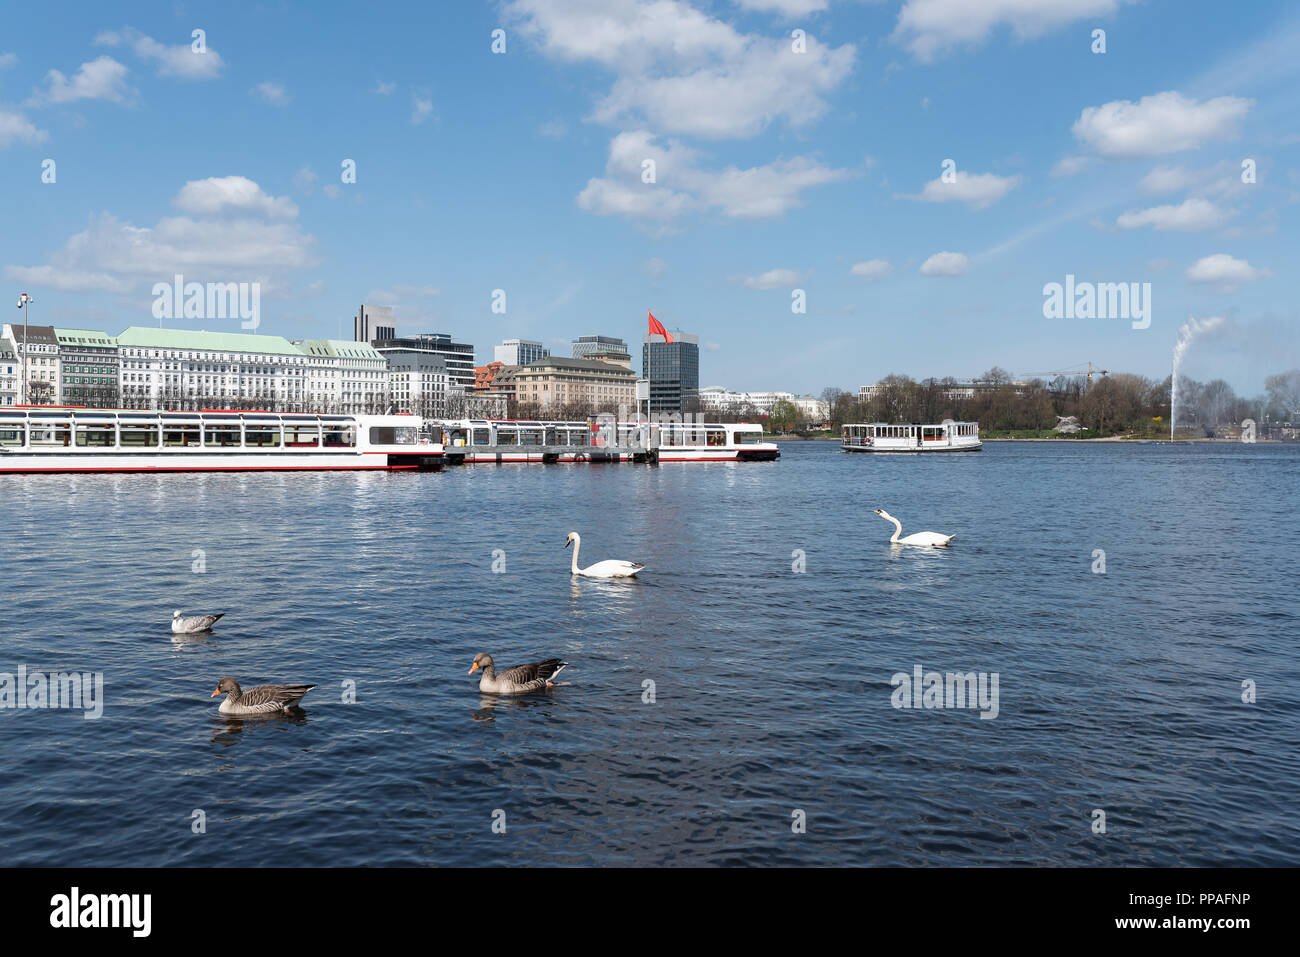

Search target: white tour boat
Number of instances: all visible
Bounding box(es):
[0,408,444,474]
[434,419,779,464]
[841,420,981,453]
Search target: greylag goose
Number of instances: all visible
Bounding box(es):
[469,653,568,695]
[873,509,955,547]
[565,531,645,578]
[210,677,315,715]
[173,610,224,634]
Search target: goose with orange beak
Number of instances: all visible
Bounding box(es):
[210,677,315,715]
[469,653,568,695]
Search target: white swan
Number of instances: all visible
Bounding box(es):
[565,531,645,578]
[874,509,955,547]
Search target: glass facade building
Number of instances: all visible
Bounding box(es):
[641,332,699,414]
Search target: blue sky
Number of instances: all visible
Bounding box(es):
[1,0,1296,395]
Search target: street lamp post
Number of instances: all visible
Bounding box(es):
[15,292,34,406]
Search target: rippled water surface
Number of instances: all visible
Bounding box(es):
[1,441,1297,866]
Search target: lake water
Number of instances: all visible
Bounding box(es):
[1,441,1296,866]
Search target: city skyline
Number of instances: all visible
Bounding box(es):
[2,1,1298,397]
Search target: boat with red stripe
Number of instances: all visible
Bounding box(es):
[0,407,444,473]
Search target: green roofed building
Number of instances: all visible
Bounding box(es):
[295,339,389,413]
[116,326,310,411]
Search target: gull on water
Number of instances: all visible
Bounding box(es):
[172,610,224,634]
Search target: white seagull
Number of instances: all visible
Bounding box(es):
[172,610,224,634]
[565,531,645,578]
[874,509,955,548]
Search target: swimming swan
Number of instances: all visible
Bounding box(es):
[565,531,645,578]
[874,509,955,547]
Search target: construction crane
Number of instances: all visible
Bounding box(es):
[1021,361,1109,388]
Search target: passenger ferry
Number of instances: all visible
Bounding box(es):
[0,408,444,473]
[841,420,981,453]
[434,419,779,464]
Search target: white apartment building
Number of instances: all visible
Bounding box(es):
[0,341,18,406]
[698,387,795,414]
[117,327,310,410]
[2,324,61,405]
[494,338,549,366]
[297,339,389,413]
[388,351,454,416]
[859,379,1029,401]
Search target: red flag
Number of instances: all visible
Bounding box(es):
[648,311,674,343]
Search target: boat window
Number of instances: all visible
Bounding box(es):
[471,428,490,445]
[284,423,319,447]
[322,424,355,447]
[30,423,72,446]
[75,424,116,447]
[369,426,417,445]
[120,424,160,447]
[734,431,760,445]
[204,424,241,448]
[0,426,25,447]
[498,430,517,446]
[244,425,281,448]
[163,425,201,447]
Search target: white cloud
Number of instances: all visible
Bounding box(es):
[373,80,397,95]
[27,56,133,105]
[292,167,319,193]
[3,264,132,293]
[0,53,17,69]
[411,95,434,125]
[173,176,299,219]
[699,156,849,218]
[577,130,848,227]
[591,33,855,139]
[1137,160,1242,198]
[508,0,855,140]
[739,268,803,289]
[1051,156,1089,177]
[537,118,567,139]
[733,0,827,15]
[642,257,667,278]
[363,284,441,302]
[4,190,317,296]
[1115,197,1233,231]
[1185,253,1270,287]
[0,108,48,147]
[905,170,1023,209]
[919,251,969,276]
[577,176,693,227]
[251,81,290,106]
[1072,91,1252,157]
[1138,164,1200,194]
[95,27,224,80]
[894,0,1131,61]
[850,259,892,280]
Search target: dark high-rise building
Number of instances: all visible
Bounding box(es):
[641,330,699,414]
